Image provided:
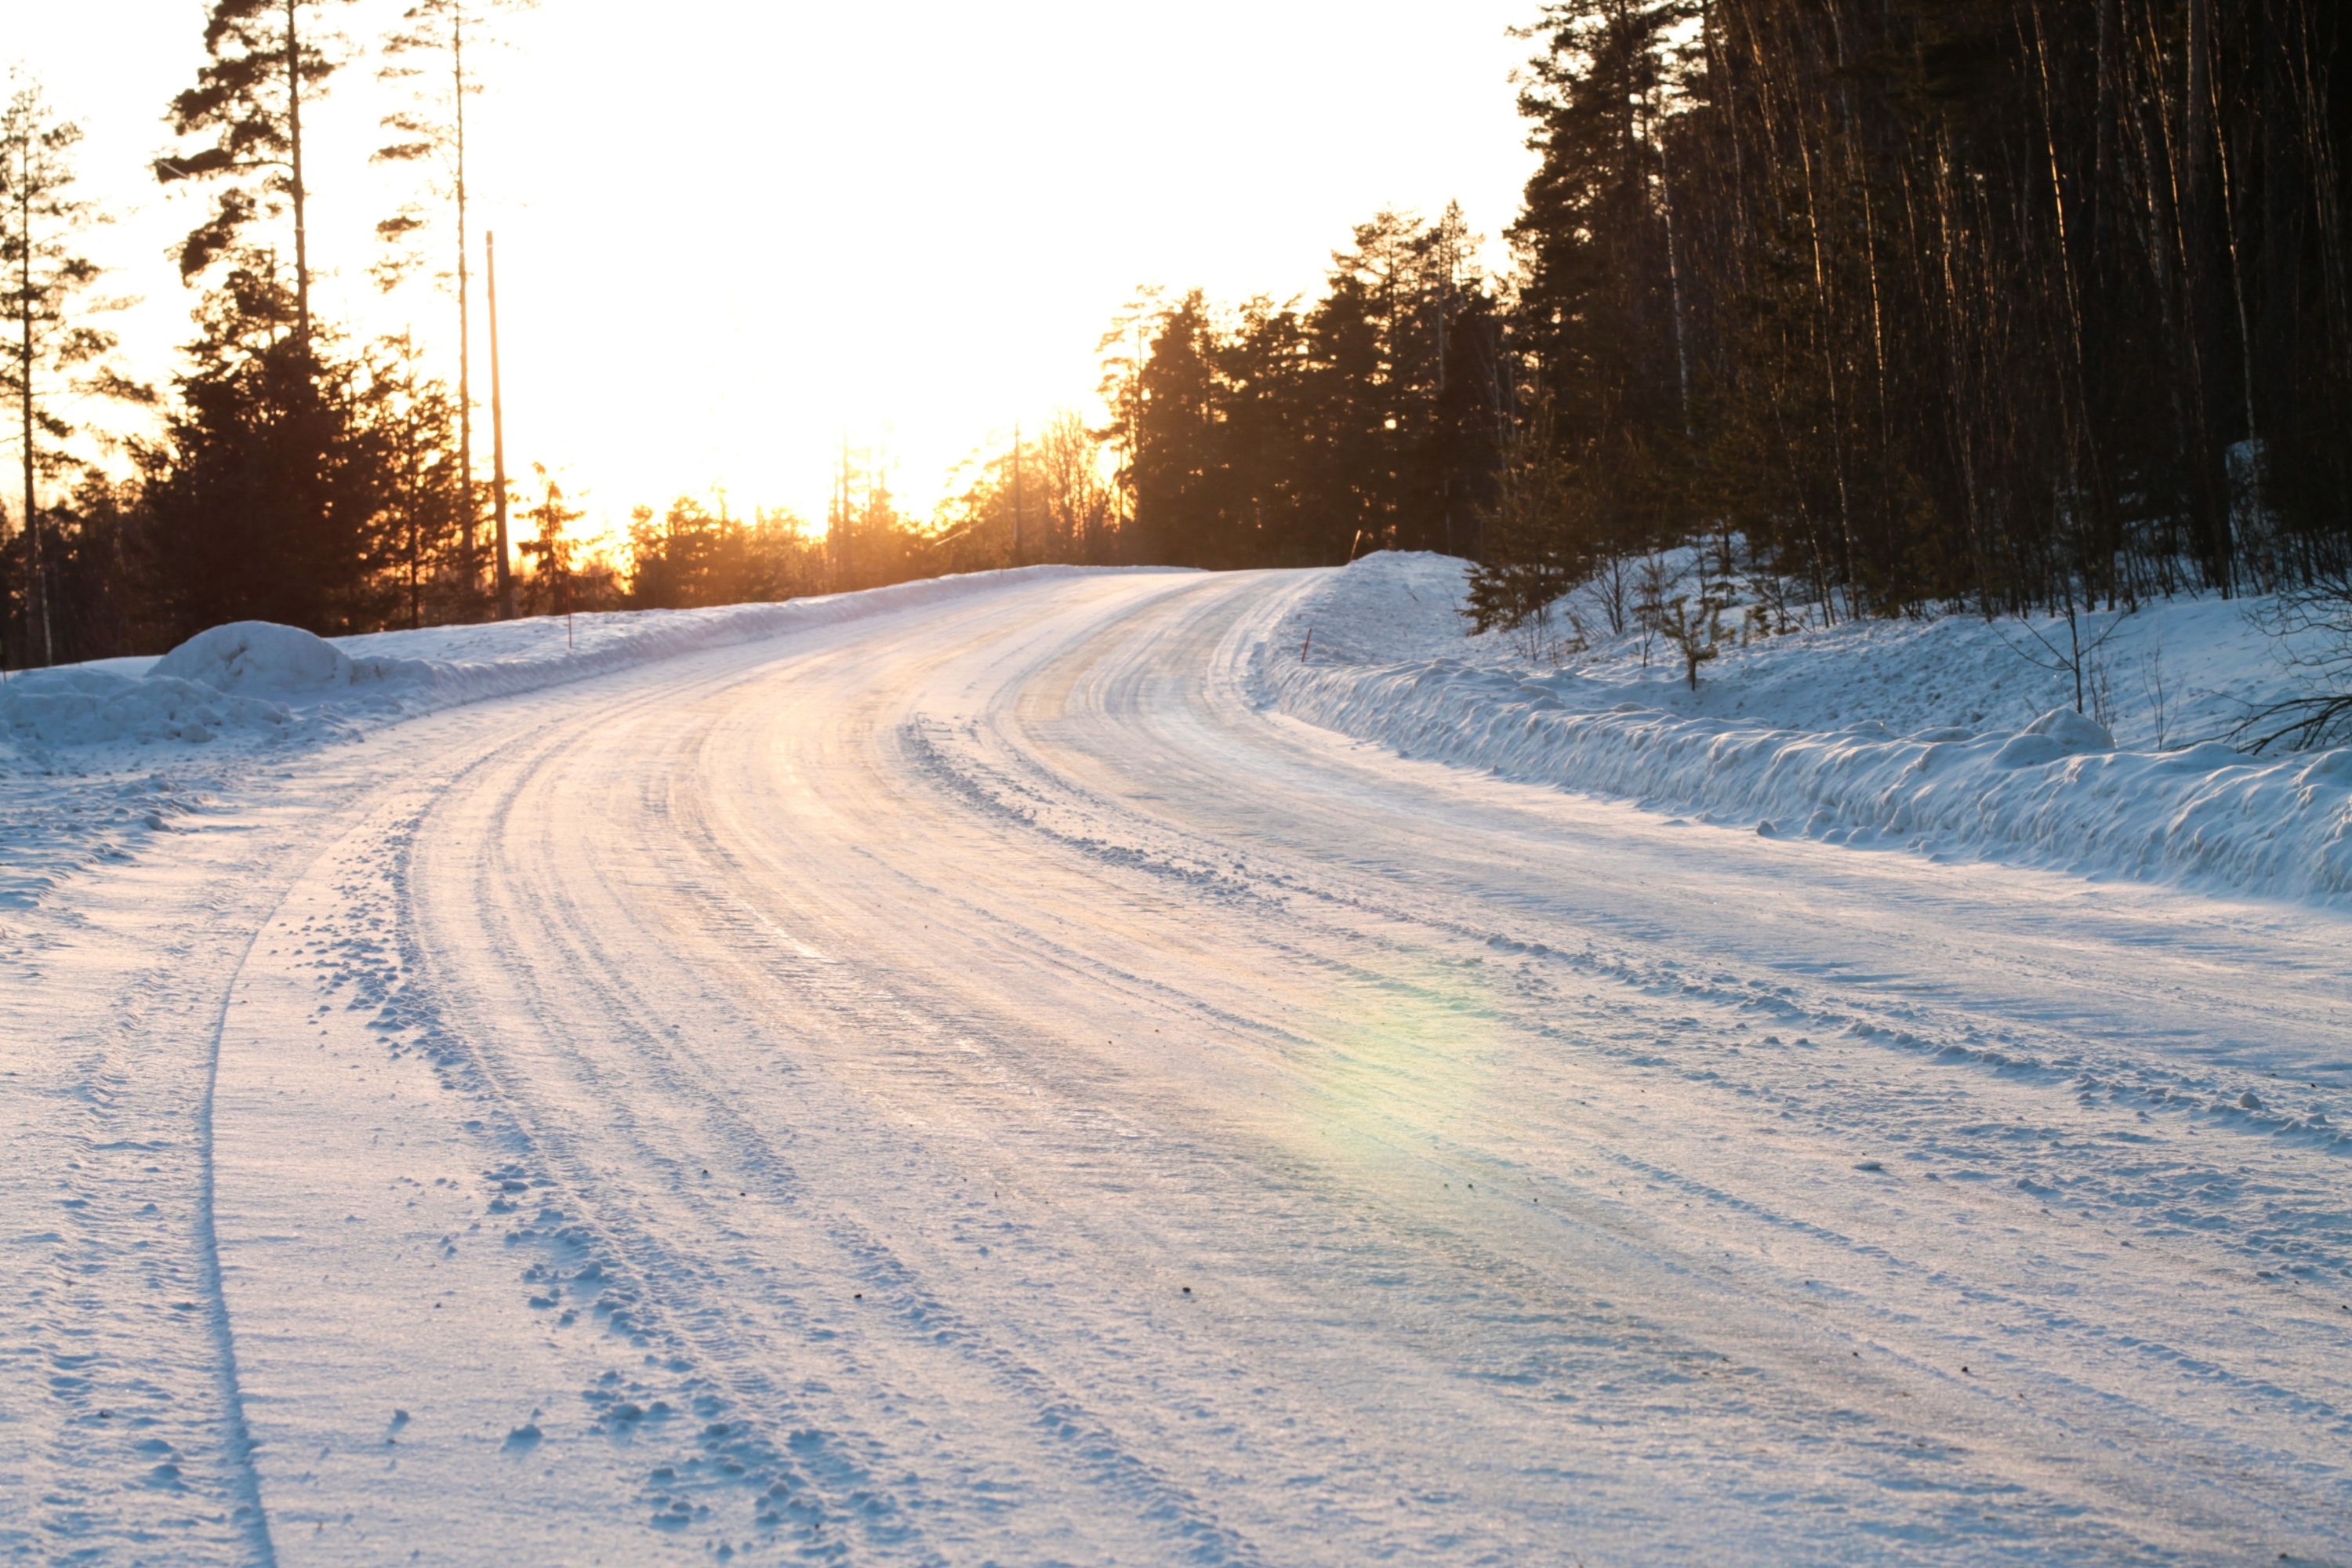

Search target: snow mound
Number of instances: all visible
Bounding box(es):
[150,620,402,698]
[1993,708,2116,767]
[2023,707,2115,751]
[1259,553,2352,904]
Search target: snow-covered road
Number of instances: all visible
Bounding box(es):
[9,569,2349,1565]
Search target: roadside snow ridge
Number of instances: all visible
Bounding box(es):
[1258,554,2352,903]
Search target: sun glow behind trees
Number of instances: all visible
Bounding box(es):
[10,0,1534,538]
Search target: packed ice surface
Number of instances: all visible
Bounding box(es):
[4,568,1120,759]
[1258,550,2352,901]
[0,568,1108,908]
[5,564,2347,1567]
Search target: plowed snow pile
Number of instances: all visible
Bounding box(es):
[1258,552,2352,902]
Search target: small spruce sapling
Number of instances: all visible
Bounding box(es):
[1653,553,1734,691]
[517,463,580,618]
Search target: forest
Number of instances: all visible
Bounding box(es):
[4,0,2349,679]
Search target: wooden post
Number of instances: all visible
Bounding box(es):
[18,154,36,666]
[488,228,514,619]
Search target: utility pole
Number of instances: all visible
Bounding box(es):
[18,156,37,666]
[1129,321,1145,546]
[1011,420,1022,567]
[452,7,477,596]
[835,434,851,588]
[14,144,50,667]
[487,227,514,619]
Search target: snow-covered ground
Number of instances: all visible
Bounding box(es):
[5,567,2348,1565]
[0,568,1108,913]
[1261,551,2352,902]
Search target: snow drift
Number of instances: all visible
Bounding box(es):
[1257,553,2352,903]
[0,662,298,750]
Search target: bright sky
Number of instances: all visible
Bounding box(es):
[15,0,1540,534]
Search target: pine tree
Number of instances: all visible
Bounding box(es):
[1131,292,1222,566]
[1512,1,1690,561]
[1093,289,1163,561]
[1212,296,1314,564]
[374,0,535,607]
[1,78,147,670]
[157,0,358,351]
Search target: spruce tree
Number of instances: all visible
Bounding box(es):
[1467,397,1585,641]
[516,463,580,615]
[136,270,390,644]
[1131,292,1221,566]
[1512,1,1689,561]
[363,333,466,630]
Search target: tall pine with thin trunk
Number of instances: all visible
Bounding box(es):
[157,0,357,353]
[374,0,535,609]
[2,79,146,670]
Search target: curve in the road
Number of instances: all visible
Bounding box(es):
[199,569,2350,1567]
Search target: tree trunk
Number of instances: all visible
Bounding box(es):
[487,227,514,619]
[286,0,310,350]
[2201,6,2260,592]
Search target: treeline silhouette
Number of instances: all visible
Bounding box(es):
[1098,207,1511,571]
[1117,0,2351,631]
[2,0,946,667]
[5,0,2349,671]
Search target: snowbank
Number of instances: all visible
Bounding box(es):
[1258,553,2352,903]
[0,663,296,750]
[4,566,1132,760]
[0,621,423,753]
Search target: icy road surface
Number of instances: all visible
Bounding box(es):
[8,569,2349,1566]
